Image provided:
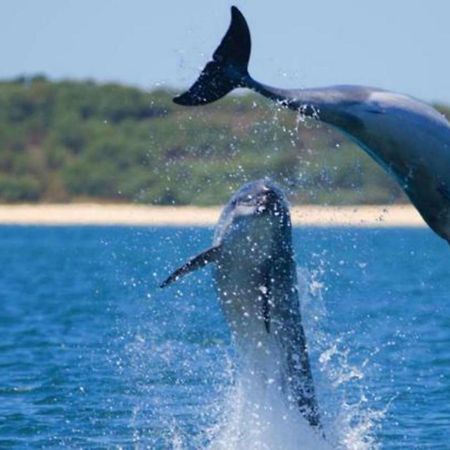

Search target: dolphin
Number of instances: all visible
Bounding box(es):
[173,6,450,245]
[161,179,321,430]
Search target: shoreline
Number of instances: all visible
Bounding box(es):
[0,203,426,227]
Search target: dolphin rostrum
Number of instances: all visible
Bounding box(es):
[161,179,321,430]
[174,6,450,245]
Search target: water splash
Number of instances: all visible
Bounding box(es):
[116,231,385,449]
[207,365,331,450]
[299,267,384,449]
[203,267,384,450]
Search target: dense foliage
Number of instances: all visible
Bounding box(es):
[1,76,448,205]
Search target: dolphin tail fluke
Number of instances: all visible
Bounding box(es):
[173,6,251,106]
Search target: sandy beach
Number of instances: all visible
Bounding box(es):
[0,203,426,227]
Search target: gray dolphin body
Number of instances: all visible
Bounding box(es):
[161,179,321,429]
[174,6,450,245]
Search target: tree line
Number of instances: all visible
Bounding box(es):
[1,76,448,205]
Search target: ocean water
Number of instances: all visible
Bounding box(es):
[0,225,449,449]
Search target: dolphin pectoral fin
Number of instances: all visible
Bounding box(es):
[261,285,271,334]
[259,268,273,333]
[173,6,251,106]
[160,246,221,288]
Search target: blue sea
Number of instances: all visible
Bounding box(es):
[0,225,449,449]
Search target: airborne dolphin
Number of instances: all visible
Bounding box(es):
[161,179,321,430]
[174,6,450,245]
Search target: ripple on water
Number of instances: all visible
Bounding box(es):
[0,226,449,449]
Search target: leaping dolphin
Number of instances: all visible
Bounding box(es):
[161,179,322,430]
[174,6,450,245]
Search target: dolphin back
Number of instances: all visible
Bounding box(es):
[173,6,251,106]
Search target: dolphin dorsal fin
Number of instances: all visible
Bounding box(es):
[160,246,221,288]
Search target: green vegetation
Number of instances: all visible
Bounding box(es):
[1,76,448,205]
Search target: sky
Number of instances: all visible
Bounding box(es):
[2,0,450,102]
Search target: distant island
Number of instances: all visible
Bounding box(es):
[1,75,448,206]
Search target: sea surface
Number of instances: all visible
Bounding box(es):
[0,226,449,449]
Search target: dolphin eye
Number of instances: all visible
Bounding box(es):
[237,194,255,205]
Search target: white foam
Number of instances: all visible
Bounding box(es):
[208,365,330,450]
[205,267,384,450]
